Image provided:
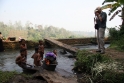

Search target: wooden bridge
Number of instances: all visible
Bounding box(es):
[44,38,79,54]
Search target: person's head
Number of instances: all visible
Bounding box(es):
[39,40,43,45]
[20,49,26,57]
[20,39,26,44]
[94,9,99,15]
[95,7,102,13]
[53,49,57,55]
[35,47,39,53]
[0,32,1,34]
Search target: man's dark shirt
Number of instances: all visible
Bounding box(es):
[96,11,107,28]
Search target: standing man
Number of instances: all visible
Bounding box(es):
[94,7,107,54]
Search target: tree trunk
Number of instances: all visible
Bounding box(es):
[120,5,124,35]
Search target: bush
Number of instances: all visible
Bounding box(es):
[74,50,111,73]
[74,50,124,83]
[108,27,124,51]
[93,70,124,83]
[108,28,119,41]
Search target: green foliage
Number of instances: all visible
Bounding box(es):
[102,0,124,26]
[0,70,33,83]
[0,70,17,83]
[103,0,124,4]
[0,21,78,41]
[92,70,124,83]
[75,50,111,73]
[108,27,124,51]
[75,50,124,83]
[102,71,124,83]
[108,28,119,41]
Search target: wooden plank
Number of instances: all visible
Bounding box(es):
[44,38,79,54]
[33,69,77,83]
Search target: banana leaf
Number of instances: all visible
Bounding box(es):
[102,0,118,5]
[109,10,121,21]
[101,4,113,9]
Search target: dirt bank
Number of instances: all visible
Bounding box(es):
[89,48,124,60]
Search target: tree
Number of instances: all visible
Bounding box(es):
[102,0,124,50]
[102,0,124,27]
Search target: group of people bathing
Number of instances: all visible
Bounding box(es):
[15,39,57,69]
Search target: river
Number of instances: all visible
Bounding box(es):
[0,44,109,75]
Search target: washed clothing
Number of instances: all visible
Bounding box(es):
[45,52,56,58]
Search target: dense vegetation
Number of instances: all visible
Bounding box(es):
[74,50,124,83]
[0,21,81,41]
[108,26,124,51]
[102,0,124,51]
[0,21,110,41]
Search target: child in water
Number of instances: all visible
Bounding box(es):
[19,39,27,59]
[53,49,57,57]
[44,49,57,65]
[31,47,41,66]
[15,49,27,68]
[38,40,44,60]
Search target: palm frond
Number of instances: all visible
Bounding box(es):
[109,3,121,15]
[101,4,113,10]
[102,1,106,5]
[102,0,118,5]
[110,10,121,21]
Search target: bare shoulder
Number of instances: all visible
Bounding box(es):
[16,55,21,60]
[17,55,21,58]
[33,53,39,58]
[31,53,35,58]
[38,53,40,56]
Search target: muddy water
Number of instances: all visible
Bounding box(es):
[0,44,109,76]
[0,48,75,75]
